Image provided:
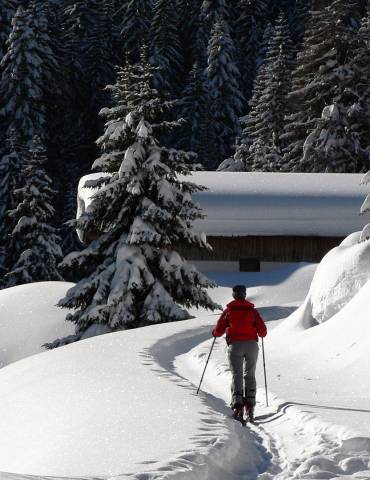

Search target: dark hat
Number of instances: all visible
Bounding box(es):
[232,285,246,299]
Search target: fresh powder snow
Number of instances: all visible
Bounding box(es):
[0,282,75,368]
[1,250,370,478]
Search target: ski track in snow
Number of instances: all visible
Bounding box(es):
[152,326,370,480]
[1,324,369,479]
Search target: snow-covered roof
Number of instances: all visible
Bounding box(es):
[77,172,369,238]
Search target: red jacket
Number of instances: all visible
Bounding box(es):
[213,299,267,343]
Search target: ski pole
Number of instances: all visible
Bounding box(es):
[196,337,216,395]
[261,337,269,407]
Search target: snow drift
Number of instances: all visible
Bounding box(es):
[268,277,370,419]
[279,232,370,330]
[265,235,370,432]
[309,233,370,323]
[0,282,75,367]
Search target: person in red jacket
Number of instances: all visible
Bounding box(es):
[212,285,267,421]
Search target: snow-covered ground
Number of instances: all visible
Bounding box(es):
[0,282,75,368]
[0,255,370,479]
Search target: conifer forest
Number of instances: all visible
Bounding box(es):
[1,0,370,292]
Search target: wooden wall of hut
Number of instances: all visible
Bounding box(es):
[179,235,344,265]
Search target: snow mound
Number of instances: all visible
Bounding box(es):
[0,282,75,368]
[281,233,370,330]
[0,319,265,477]
[309,233,370,324]
[269,278,370,414]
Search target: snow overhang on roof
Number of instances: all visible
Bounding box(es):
[77,172,369,238]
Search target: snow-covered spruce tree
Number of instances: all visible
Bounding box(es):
[0,6,46,143]
[177,0,204,71]
[219,14,295,172]
[28,0,59,85]
[149,0,184,96]
[289,0,313,45]
[58,116,89,257]
[242,12,295,171]
[288,0,370,172]
[61,1,101,158]
[300,103,361,173]
[62,0,90,75]
[84,0,115,111]
[5,136,62,288]
[62,0,115,119]
[207,14,243,167]
[28,0,65,167]
[201,0,230,26]
[345,3,370,172]
[177,62,215,167]
[281,0,363,172]
[44,2,75,168]
[60,0,116,188]
[120,0,153,64]
[0,131,26,285]
[45,54,219,348]
[235,0,269,101]
[0,0,16,59]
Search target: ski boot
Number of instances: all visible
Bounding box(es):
[232,403,246,426]
[243,397,256,424]
[246,405,255,423]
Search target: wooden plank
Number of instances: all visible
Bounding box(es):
[179,235,344,263]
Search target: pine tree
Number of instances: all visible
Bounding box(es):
[289,0,313,44]
[207,14,243,167]
[28,0,65,166]
[61,0,99,150]
[29,0,60,87]
[299,104,359,172]
[177,62,215,168]
[235,0,269,101]
[0,6,46,143]
[230,12,295,171]
[62,0,115,132]
[45,52,219,348]
[194,4,210,69]
[83,1,115,111]
[0,131,25,284]
[0,0,16,59]
[59,0,115,209]
[62,0,90,76]
[120,0,153,64]
[201,0,230,26]
[149,0,184,96]
[177,0,203,71]
[302,2,370,172]
[347,3,370,170]
[58,115,89,257]
[5,136,63,287]
[281,0,363,172]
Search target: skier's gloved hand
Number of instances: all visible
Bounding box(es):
[212,329,217,337]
